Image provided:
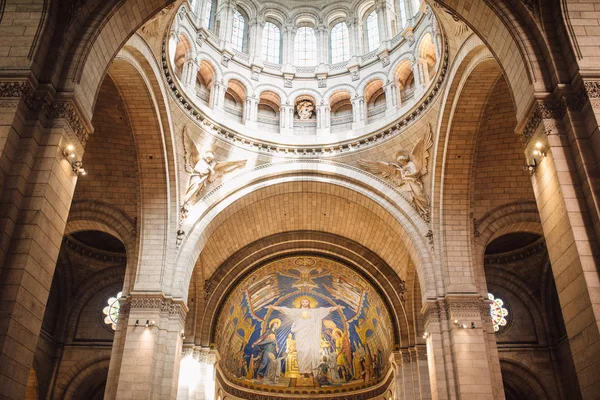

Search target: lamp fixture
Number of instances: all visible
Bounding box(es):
[453,320,467,329]
[62,144,87,176]
[523,141,546,173]
[135,319,139,327]
[422,332,430,339]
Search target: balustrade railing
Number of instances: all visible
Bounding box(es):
[367,104,387,118]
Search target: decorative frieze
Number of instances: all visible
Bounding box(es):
[585,81,600,109]
[423,296,487,323]
[518,100,564,145]
[45,101,91,147]
[0,80,34,109]
[127,295,188,323]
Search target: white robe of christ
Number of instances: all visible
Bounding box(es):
[278,306,335,373]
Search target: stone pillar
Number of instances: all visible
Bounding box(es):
[422,296,505,400]
[281,26,290,65]
[411,59,423,91]
[419,58,430,86]
[182,59,199,94]
[316,104,330,135]
[351,96,365,129]
[316,25,328,65]
[384,81,395,117]
[280,104,294,135]
[347,17,360,57]
[0,89,90,398]
[244,96,258,128]
[209,80,226,114]
[517,100,600,398]
[177,348,217,400]
[252,19,265,62]
[105,295,187,400]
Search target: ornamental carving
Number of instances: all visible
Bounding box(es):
[296,100,315,120]
[359,124,433,221]
[182,126,246,211]
[585,81,600,108]
[45,101,90,146]
[128,296,188,322]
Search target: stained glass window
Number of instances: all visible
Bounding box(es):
[330,22,350,64]
[231,10,245,52]
[103,292,122,330]
[398,0,408,29]
[366,11,380,52]
[262,22,281,64]
[294,27,317,66]
[488,293,508,332]
[203,0,213,28]
[413,0,422,13]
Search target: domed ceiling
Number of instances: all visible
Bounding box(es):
[216,255,393,396]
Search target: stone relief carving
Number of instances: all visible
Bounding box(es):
[296,100,315,120]
[359,124,433,221]
[182,126,246,212]
[45,101,90,147]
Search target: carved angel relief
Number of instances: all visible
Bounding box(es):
[358,124,433,221]
[182,127,246,216]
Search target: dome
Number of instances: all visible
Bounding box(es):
[215,255,394,397]
[166,0,444,154]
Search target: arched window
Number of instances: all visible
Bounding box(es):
[294,27,317,66]
[203,0,213,28]
[412,0,422,13]
[366,11,380,51]
[398,0,408,29]
[330,22,350,64]
[262,22,281,64]
[231,10,245,52]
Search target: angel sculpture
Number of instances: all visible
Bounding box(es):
[183,127,246,210]
[358,124,433,221]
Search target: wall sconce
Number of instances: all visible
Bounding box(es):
[63,144,87,175]
[422,332,430,339]
[523,141,546,173]
[453,320,467,329]
[181,330,186,339]
[135,320,139,327]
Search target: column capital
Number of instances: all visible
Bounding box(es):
[123,294,188,326]
[44,99,94,148]
[182,346,218,365]
[422,295,489,324]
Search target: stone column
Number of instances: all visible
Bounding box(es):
[177,348,217,400]
[411,59,423,91]
[280,104,294,135]
[517,99,600,398]
[209,80,226,115]
[105,295,187,400]
[182,59,199,94]
[376,2,388,44]
[347,17,360,58]
[316,25,328,65]
[351,96,365,129]
[419,58,430,86]
[244,96,258,128]
[422,296,504,400]
[316,104,330,135]
[0,88,90,398]
[384,81,395,117]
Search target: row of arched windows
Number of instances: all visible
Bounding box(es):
[192,0,423,65]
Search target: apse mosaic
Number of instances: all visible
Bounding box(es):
[216,256,393,392]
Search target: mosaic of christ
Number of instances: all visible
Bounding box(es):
[216,256,393,391]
